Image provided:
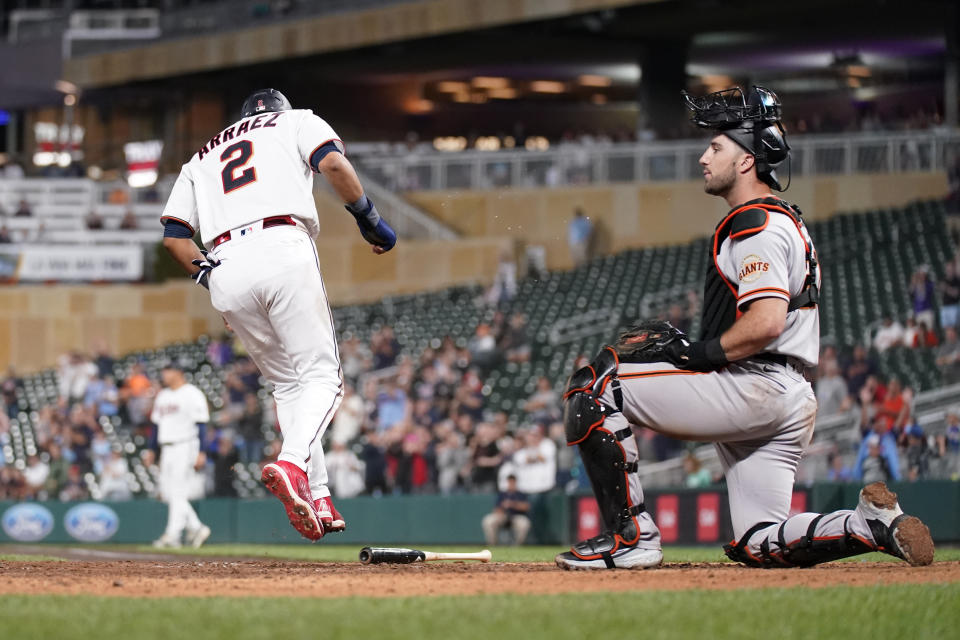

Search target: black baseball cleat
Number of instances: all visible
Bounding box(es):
[856,482,934,567]
[555,531,663,570]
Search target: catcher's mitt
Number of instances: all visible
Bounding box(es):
[614,320,689,365]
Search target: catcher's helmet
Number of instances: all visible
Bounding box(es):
[240,88,292,119]
[681,85,791,191]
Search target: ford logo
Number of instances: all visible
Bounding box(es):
[64,503,119,542]
[1,503,55,542]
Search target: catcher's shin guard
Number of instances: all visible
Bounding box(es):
[724,515,876,568]
[563,347,643,538]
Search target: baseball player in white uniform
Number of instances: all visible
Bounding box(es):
[160,89,395,541]
[556,87,934,570]
[151,363,212,549]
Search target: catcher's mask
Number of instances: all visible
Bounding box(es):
[241,88,292,119]
[681,85,791,192]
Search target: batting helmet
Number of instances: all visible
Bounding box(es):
[681,85,791,191]
[240,88,292,119]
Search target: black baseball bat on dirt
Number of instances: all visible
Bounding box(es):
[359,547,492,565]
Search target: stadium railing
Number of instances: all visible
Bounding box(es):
[351,131,960,191]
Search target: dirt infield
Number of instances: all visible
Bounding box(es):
[2,556,959,599]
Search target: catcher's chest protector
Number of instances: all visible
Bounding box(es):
[700,197,819,341]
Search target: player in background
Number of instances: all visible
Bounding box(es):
[555,86,934,570]
[160,89,396,541]
[151,363,212,549]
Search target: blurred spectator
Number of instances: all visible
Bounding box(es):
[481,475,531,546]
[122,362,154,425]
[843,344,878,396]
[434,423,470,494]
[0,467,26,499]
[119,209,139,230]
[523,377,560,424]
[205,334,234,367]
[99,448,133,500]
[232,393,264,463]
[85,210,105,230]
[873,316,904,352]
[935,327,960,384]
[826,451,855,483]
[340,336,371,382]
[376,380,407,431]
[858,433,893,484]
[817,345,839,380]
[58,465,89,502]
[453,369,485,421]
[326,440,365,498]
[211,435,239,497]
[940,261,960,330]
[14,199,32,217]
[568,208,593,267]
[468,324,499,372]
[371,326,401,369]
[916,321,938,348]
[330,382,364,445]
[359,431,388,495]
[223,371,248,415]
[904,425,931,481]
[509,426,557,494]
[499,313,531,363]
[872,378,911,435]
[909,268,936,330]
[485,251,517,306]
[22,454,50,498]
[394,429,431,494]
[855,424,901,483]
[92,342,116,379]
[1,367,19,418]
[0,225,12,243]
[902,317,920,349]
[44,443,70,497]
[683,452,712,488]
[815,360,851,416]
[84,375,119,417]
[58,352,97,403]
[469,423,503,493]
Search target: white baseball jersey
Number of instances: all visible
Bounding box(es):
[161,109,344,247]
[716,213,821,366]
[151,383,210,445]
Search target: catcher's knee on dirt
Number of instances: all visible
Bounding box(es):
[563,346,644,542]
[725,515,876,568]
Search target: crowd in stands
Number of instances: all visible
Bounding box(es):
[4,244,960,503]
[808,256,960,487]
[0,309,575,503]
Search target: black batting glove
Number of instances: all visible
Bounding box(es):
[191,250,221,290]
[665,337,729,372]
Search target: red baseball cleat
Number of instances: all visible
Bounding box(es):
[261,461,324,541]
[315,496,346,532]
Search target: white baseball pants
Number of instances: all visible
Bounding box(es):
[210,224,343,498]
[159,439,203,539]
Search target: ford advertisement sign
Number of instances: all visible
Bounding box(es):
[64,503,119,542]
[2,503,55,542]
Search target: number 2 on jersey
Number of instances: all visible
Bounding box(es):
[220,140,256,194]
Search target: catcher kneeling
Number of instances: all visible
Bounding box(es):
[555,321,934,570]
